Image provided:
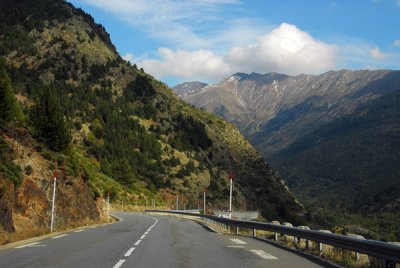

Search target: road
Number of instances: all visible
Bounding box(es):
[0,212,335,268]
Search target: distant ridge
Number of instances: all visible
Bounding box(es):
[174,69,400,239]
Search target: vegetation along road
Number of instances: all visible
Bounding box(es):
[0,212,337,268]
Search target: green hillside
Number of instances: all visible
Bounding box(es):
[0,0,303,242]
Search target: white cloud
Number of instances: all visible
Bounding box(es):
[123,52,135,63]
[369,47,389,59]
[226,23,337,75]
[79,0,240,49]
[139,48,233,81]
[394,40,400,47]
[134,23,337,81]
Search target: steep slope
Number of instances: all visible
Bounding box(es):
[0,0,304,243]
[177,70,400,239]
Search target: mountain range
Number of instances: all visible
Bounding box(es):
[174,70,400,239]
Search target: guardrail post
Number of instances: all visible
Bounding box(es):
[236,226,239,235]
[272,221,280,242]
[317,230,332,256]
[253,229,257,237]
[318,242,323,255]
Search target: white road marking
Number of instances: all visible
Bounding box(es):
[52,234,68,239]
[140,235,146,239]
[230,238,247,245]
[227,245,244,248]
[144,231,149,235]
[124,247,136,257]
[250,250,278,260]
[134,240,142,246]
[74,229,85,233]
[110,214,123,222]
[113,259,126,268]
[15,242,40,248]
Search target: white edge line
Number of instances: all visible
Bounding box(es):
[52,234,68,239]
[15,242,40,249]
[113,259,126,268]
[74,229,85,233]
[110,214,124,223]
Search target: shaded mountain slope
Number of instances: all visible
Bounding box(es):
[175,70,400,239]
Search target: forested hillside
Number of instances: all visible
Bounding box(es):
[0,0,304,243]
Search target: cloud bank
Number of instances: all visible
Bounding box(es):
[126,23,337,81]
[80,0,400,82]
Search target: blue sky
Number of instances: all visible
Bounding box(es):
[68,0,400,86]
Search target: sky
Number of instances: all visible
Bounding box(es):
[68,0,400,86]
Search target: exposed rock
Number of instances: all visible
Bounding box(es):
[0,178,15,232]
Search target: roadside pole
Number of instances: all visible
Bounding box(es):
[229,176,233,219]
[107,193,110,222]
[50,171,57,232]
[203,191,206,214]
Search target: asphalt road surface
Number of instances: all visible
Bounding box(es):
[0,212,335,267]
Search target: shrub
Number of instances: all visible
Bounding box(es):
[24,165,33,175]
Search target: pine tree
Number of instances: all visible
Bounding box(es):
[0,67,17,125]
[30,85,71,151]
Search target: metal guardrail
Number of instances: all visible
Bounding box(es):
[146,210,400,264]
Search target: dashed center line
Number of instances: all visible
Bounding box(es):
[124,247,135,257]
[112,215,158,268]
[250,250,278,260]
[230,238,247,245]
[52,234,68,239]
[112,259,126,268]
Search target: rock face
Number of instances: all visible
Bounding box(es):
[172,82,208,98]
[0,179,15,233]
[0,128,100,243]
[176,70,400,212]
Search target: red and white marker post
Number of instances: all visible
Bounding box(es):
[50,170,57,232]
[107,193,110,222]
[229,169,233,219]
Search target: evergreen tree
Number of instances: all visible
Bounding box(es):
[0,67,17,125]
[30,85,71,151]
